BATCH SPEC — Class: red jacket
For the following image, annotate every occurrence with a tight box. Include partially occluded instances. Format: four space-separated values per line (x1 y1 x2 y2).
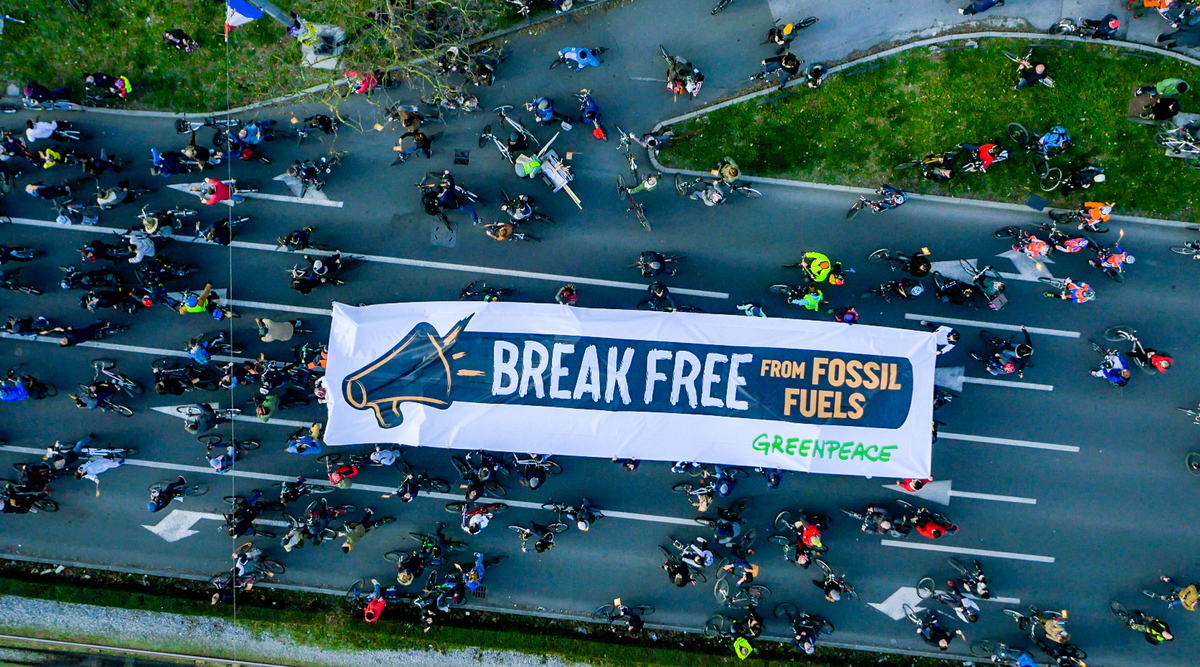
977 144 998 170
203 178 230 206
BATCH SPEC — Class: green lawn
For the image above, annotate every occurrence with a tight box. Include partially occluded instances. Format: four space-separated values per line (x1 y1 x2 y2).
659 39 1200 221
0 0 518 112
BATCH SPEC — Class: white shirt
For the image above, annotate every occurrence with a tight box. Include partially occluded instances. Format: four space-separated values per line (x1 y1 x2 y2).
25 121 57 142
370 448 398 466
79 458 122 482
128 235 155 264
933 326 957 355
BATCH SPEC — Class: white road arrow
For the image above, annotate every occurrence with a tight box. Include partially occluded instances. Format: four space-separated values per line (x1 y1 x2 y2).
882 480 1037 505
151 404 312 429
167 181 343 208
934 366 964 392
869 586 925 620
995 249 1055 282
142 508 290 542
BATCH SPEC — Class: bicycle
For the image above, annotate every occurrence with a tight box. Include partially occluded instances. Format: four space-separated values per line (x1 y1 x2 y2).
44 442 137 461
715 578 771 608
64 0 90 14
867 247 931 273
1048 207 1108 233
176 405 241 421
492 105 540 147
477 124 514 163
508 521 567 551
702 613 738 639
1170 239 1200 257
383 462 451 497
592 602 655 624
1004 605 1066 638
444 501 508 515
774 603 834 641
459 281 513 301
1003 49 1056 88
0 270 42 295
74 383 133 416
614 126 640 181
148 479 207 498
23 98 84 112
485 221 538 242
814 559 858 600
1039 276 1089 300
4 370 56 399
550 46 609 70
385 531 465 566
0 484 58 512
846 187 907 219
175 117 242 136
617 175 650 232
499 191 554 224
671 480 716 511
274 478 333 505
541 501 604 527
420 85 479 113
1154 126 1200 169
970 640 1036 666
1033 637 1087 667
90 359 143 397
512 453 563 475
1006 123 1065 190
637 297 701 313
674 173 761 198
201 435 261 457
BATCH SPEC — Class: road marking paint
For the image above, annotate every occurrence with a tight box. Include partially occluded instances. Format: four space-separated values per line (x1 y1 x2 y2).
938 432 1079 453
4 217 728 299
149 405 312 429
225 300 333 316
961 376 1054 391
948 491 1036 505
0 443 698 527
165 182 344 208
904 314 1080 338
0 332 254 364
880 540 1055 563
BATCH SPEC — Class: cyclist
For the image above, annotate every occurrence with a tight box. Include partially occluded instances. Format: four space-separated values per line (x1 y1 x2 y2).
951 559 991 599
571 498 599 531
812 569 851 602
1124 609 1173 644
84 73 131 98
236 120 274 146
958 142 1006 172
905 508 958 539
791 612 824 655
500 193 538 223
783 284 823 311
638 251 677 278
149 148 189 177
454 552 489 594
1060 166 1105 194
195 178 243 206
435 172 481 225
710 157 740 185
148 476 189 512
680 536 715 569
1157 576 1199 610
942 581 981 622
665 55 704 97
976 326 1033 378
690 180 726 207
917 151 958 182
1048 277 1095 303
326 458 359 490
24 182 71 200
460 504 494 535
915 610 965 651
1011 230 1050 259
663 557 696 587
1077 201 1114 232
24 119 68 143
737 302 767 317
555 284 578 306
396 130 433 160
1014 58 1049 90
363 578 386 622
207 442 238 473
525 97 566 126
732 607 765 639
1091 349 1131 387
1036 126 1071 157
610 600 644 637
858 506 897 535
71 380 117 410
187 332 225 365
292 114 337 135
183 402 220 434
556 47 602 71
934 276 974 306
518 521 557 553
1092 242 1134 273
865 185 907 212
338 507 378 553
804 62 828 88
644 282 676 312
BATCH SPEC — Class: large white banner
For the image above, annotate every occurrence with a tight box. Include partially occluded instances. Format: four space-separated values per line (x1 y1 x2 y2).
324 302 936 478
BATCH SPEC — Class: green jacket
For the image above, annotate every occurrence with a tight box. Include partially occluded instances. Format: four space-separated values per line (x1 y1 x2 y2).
1156 78 1189 97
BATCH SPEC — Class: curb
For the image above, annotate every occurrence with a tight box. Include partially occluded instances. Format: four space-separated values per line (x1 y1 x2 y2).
3 1 618 120
1 551 968 664
650 30 1200 229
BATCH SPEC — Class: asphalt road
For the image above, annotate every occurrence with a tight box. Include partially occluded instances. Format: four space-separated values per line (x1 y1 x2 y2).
0 0 1197 665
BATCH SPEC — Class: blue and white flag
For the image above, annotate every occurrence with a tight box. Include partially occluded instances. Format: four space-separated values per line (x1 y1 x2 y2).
225 0 264 41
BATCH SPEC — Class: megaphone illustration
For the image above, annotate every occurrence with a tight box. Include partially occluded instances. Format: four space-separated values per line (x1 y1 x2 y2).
342 315 473 428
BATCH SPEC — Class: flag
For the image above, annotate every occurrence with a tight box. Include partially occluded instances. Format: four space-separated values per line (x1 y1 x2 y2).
225 0 264 41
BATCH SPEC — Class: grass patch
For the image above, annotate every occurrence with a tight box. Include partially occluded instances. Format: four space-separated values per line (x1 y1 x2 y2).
0 0 521 112
659 39 1200 221
0 561 951 667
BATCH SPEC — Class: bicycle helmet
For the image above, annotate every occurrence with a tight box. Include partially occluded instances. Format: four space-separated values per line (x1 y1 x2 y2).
147 500 157 511
1003 361 1016 373
578 49 590 60
1081 288 1096 300
1093 173 1106 183
1124 255 1136 264
509 131 520 143
829 275 844 286
577 518 590 532
908 284 924 297
537 99 551 111
398 570 414 585
185 295 199 308
828 589 841 601
311 260 326 275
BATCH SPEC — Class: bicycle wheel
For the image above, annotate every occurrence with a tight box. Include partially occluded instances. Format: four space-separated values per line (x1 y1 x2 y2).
768 284 793 295
894 160 922 171
735 186 762 198
616 175 627 201
902 603 920 625
184 484 208 497
714 578 731 604
176 405 203 417
483 480 507 497
971 640 1001 659
1109 600 1129 620
345 578 364 599
237 440 262 451
260 560 285 574
32 498 58 512
1187 452 1200 475
478 125 492 149
1039 166 1063 192
91 359 116 372
1003 608 1030 631
703 614 725 638
1170 246 1200 256
673 173 693 197
894 499 917 516
197 435 224 448
846 200 863 219
1185 155 1200 170
1006 122 1029 147
767 533 791 547
994 226 1023 239
1058 644 1087 660
1103 326 1136 342
868 248 893 263
917 576 936 599
422 477 451 493
1048 210 1075 223
745 584 771 604
450 456 470 477
946 557 969 576
979 331 1005 348
316 453 342 465
591 604 615 622
106 402 134 417
773 510 793 532
814 558 833 578
211 572 234 588
695 517 717 528
773 602 798 620
711 0 734 15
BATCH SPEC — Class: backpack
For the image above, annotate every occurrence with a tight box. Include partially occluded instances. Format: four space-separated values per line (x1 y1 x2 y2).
1040 126 1070 149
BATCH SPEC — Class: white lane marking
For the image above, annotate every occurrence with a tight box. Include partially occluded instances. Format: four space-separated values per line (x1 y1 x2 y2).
4 217 728 299
0 332 254 364
165 182 344 208
143 508 287 542
961 376 1054 391
904 314 1080 338
868 586 927 620
938 432 1079 453
226 300 333 316
0 443 697 527
880 540 1055 563
948 491 1036 505
149 405 312 429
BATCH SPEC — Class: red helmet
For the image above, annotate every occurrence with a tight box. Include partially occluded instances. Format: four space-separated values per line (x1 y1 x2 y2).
1003 361 1016 373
